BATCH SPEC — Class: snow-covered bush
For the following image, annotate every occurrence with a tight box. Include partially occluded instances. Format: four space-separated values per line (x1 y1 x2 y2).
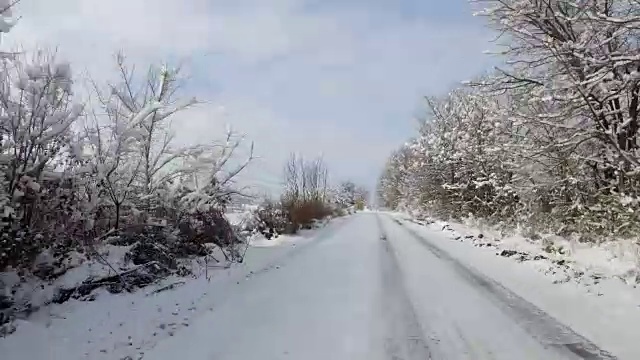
241 197 328 239
235 155 339 239
252 201 292 238
282 197 332 230
0 51 254 273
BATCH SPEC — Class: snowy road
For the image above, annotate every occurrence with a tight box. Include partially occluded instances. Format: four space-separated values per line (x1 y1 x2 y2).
144 213 616 360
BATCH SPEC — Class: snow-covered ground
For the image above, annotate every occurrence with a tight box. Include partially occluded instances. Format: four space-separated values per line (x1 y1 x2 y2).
3 212 639 359
391 212 640 359
402 214 640 290
144 213 637 359
0 217 349 360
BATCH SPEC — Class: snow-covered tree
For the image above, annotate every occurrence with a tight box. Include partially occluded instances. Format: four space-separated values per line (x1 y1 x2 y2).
0 53 82 219
0 50 85 268
334 181 369 210
473 0 640 234
82 54 256 229
106 55 198 211
379 0 640 239
0 0 15 226
83 91 163 229
0 0 16 46
334 181 357 208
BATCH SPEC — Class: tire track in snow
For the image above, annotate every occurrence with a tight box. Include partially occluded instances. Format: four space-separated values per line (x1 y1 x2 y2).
388 216 617 360
375 215 432 360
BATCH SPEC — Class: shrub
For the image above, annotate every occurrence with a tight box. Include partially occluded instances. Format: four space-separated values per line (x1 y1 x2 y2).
176 209 243 262
283 198 333 231
254 201 292 237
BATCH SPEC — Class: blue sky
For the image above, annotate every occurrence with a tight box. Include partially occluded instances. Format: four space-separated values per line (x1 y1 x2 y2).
6 0 496 194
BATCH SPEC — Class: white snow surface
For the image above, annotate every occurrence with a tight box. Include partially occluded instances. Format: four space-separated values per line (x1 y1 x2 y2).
435 215 640 287
392 212 640 359
1 245 133 313
2 213 639 359
400 212 640 296
224 211 248 226
0 218 347 360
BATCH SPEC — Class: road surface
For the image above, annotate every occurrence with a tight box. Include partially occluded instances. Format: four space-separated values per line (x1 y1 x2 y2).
144 213 615 360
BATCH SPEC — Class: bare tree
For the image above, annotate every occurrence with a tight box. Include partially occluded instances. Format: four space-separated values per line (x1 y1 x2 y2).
283 153 329 203
284 153 300 201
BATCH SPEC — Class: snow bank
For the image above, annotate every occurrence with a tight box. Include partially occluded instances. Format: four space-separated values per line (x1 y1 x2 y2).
1 245 135 318
403 214 640 290
248 217 332 248
0 217 344 360
391 213 640 359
